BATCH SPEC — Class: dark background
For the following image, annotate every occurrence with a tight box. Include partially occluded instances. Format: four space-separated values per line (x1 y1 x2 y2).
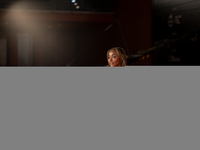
152 0 200 65
2 0 200 66
0 0 152 66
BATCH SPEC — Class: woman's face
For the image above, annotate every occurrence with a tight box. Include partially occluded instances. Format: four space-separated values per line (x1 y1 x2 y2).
107 50 122 67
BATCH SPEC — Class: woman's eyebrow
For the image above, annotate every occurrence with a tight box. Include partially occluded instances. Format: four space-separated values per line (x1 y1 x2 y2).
108 54 117 57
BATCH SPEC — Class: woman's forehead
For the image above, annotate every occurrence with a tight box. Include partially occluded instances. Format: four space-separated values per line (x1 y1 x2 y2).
108 50 117 55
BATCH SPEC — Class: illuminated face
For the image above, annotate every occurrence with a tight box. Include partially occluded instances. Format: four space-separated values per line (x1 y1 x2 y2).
107 50 122 67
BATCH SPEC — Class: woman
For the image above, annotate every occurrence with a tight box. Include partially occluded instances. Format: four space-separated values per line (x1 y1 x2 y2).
107 47 127 67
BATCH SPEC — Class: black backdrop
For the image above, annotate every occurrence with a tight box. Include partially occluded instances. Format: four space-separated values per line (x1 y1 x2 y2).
152 0 200 65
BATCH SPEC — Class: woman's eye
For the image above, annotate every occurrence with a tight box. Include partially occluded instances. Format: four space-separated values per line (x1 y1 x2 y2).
113 56 116 58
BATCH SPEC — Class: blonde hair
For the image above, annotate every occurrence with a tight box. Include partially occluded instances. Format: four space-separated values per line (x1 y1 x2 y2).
107 47 127 66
